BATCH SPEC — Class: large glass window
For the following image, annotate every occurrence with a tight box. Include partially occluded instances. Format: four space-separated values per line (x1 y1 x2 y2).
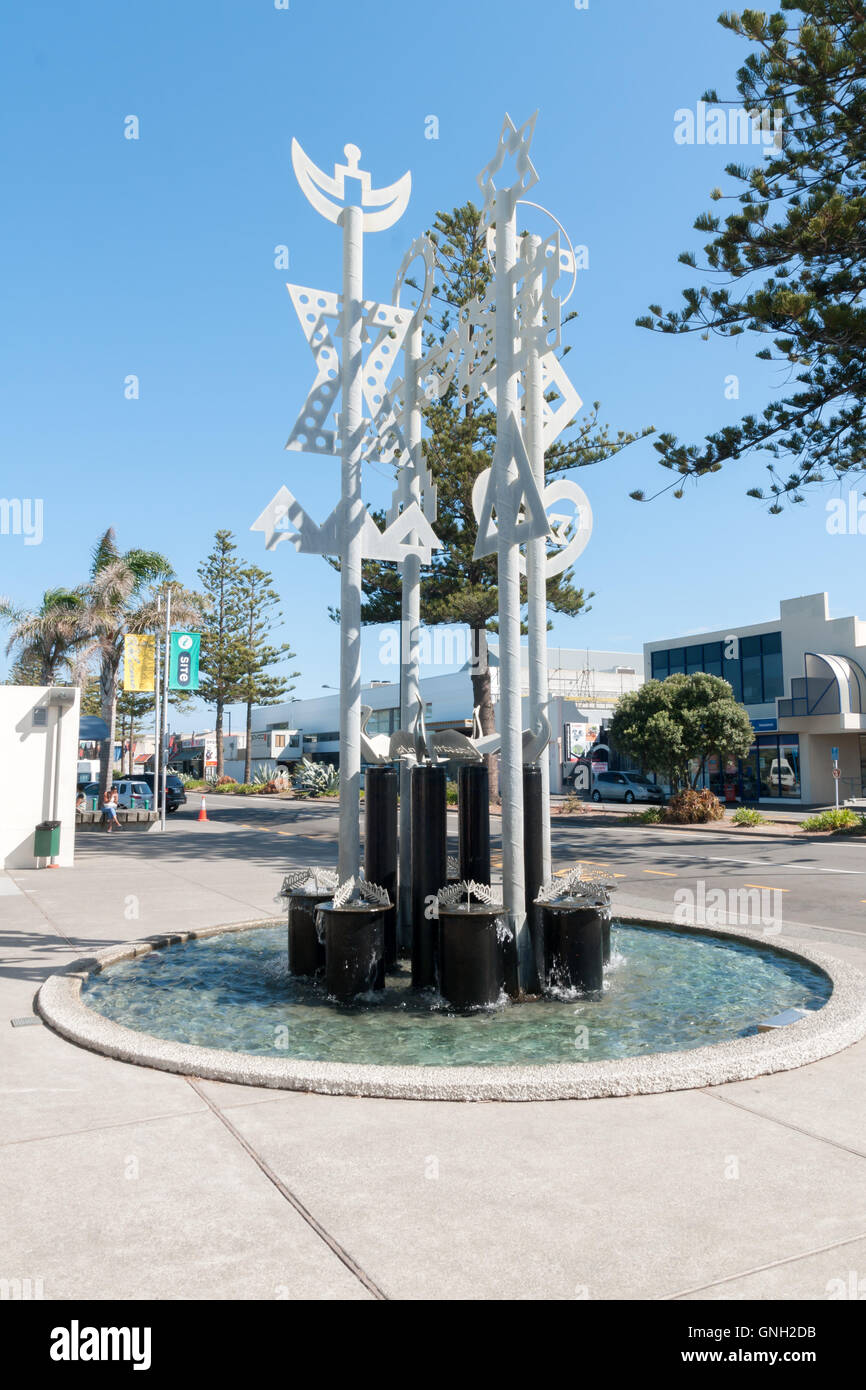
761 631 783 700
668 647 685 675
723 652 742 700
741 635 763 704
651 650 669 680
777 739 801 798
686 644 703 674
703 641 723 677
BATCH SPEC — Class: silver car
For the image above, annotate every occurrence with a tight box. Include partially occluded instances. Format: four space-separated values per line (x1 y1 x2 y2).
591 771 664 805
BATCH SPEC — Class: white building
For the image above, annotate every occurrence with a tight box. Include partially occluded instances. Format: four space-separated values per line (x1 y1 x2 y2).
0 685 80 869
644 592 866 806
248 647 644 793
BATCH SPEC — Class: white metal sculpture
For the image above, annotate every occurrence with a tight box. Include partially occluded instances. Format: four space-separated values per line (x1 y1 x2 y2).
255 117 591 992
252 140 437 883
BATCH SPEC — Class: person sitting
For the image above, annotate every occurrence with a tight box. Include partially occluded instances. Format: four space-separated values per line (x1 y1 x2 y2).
102 788 122 833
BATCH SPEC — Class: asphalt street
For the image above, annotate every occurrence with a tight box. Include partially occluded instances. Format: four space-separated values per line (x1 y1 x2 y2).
80 793 866 948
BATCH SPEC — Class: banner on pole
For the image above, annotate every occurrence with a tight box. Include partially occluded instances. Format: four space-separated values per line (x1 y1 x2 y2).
123 634 156 692
168 632 201 691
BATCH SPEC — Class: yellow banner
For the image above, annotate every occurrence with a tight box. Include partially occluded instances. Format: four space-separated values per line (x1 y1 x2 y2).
123 634 156 692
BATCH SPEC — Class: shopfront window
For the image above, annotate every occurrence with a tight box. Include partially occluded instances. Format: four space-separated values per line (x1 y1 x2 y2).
742 636 763 704
777 739 801 798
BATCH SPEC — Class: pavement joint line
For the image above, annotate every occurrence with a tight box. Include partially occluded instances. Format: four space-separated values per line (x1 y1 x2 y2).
0 1104 211 1149
661 1228 866 1301
185 1077 388 1300
698 1087 866 1162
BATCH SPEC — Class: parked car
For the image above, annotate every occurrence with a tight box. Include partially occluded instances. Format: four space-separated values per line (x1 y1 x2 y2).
591 771 665 805
80 779 155 810
137 773 187 813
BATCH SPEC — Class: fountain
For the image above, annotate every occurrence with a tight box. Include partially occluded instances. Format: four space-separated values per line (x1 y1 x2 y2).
34 116 866 1103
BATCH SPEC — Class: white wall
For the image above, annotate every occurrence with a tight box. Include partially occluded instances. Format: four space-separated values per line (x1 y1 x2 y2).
0 686 80 869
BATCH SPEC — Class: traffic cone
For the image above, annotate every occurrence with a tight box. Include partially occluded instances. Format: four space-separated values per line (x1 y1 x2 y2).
198 796 208 823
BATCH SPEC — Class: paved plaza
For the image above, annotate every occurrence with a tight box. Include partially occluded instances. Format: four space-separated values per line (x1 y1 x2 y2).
2 799 865 1301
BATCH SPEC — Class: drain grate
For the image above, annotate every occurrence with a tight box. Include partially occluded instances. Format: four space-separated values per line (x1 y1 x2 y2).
10 1017 43 1028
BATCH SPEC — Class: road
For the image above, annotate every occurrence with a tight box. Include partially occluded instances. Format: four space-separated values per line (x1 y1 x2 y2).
79 793 866 949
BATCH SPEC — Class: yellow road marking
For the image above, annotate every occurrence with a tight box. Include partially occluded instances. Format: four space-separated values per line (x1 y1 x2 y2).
745 883 789 892
643 869 676 877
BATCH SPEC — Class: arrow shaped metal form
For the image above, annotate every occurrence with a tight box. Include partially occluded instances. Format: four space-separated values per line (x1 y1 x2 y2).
251 487 440 563
472 412 550 560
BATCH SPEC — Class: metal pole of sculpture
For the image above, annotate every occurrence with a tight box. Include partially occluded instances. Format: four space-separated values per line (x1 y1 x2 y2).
338 203 365 883
391 238 436 945
492 182 529 979
523 234 551 887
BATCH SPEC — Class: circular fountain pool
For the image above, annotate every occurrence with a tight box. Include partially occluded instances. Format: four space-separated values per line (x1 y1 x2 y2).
37 917 866 1101
82 920 828 1065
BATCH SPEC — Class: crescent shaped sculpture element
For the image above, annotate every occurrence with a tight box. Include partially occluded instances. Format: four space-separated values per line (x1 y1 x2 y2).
291 139 411 233
471 471 593 578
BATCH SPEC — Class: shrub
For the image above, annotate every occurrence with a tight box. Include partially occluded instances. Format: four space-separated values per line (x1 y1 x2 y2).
292 758 340 799
636 805 662 824
731 806 766 826
446 780 459 806
661 787 724 824
801 807 865 833
216 775 237 786
559 790 585 816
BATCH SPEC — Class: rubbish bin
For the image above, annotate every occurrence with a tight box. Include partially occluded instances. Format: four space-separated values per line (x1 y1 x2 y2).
34 820 61 858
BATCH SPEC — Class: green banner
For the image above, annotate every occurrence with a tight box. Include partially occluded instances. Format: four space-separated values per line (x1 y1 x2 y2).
168 631 201 691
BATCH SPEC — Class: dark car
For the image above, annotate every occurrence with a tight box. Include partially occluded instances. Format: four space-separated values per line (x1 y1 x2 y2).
137 773 187 813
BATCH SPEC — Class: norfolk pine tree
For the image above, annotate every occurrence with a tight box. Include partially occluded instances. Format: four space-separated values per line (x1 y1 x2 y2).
355 203 651 795
233 564 299 784
636 1 866 511
198 530 246 777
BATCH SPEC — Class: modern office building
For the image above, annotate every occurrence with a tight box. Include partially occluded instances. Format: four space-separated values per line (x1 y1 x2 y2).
246 646 644 793
644 592 866 806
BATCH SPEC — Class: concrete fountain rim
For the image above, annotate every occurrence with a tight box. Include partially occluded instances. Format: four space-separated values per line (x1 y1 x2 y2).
36 913 866 1102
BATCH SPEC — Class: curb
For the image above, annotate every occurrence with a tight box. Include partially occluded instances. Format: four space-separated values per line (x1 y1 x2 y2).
35 914 866 1104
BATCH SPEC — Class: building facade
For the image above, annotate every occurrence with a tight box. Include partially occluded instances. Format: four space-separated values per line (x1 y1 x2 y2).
247 647 644 794
644 593 866 806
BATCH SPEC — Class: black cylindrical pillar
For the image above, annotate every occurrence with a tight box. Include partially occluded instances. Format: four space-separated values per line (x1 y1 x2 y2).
320 903 386 1002
287 891 332 977
542 903 605 993
438 905 504 1009
523 765 544 992
458 764 490 884
411 764 447 990
602 911 611 966
364 765 398 969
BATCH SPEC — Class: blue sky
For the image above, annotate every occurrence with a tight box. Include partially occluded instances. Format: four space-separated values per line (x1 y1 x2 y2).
1 0 861 729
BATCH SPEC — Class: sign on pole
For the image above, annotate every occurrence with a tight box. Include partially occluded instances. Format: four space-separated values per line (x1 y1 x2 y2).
122 634 156 692
831 746 839 761
168 632 201 691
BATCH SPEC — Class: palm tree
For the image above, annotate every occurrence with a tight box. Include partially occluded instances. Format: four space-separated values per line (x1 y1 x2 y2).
0 588 88 684
85 529 203 803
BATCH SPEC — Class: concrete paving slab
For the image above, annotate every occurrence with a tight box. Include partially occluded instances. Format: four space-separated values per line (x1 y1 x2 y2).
0 1108 372 1300
0 1025 205 1144
706 1035 866 1157
675 1234 866 1300
221 1088 866 1300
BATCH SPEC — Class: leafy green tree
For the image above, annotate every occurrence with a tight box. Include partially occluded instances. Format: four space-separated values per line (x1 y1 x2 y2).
197 529 246 776
351 203 650 793
609 672 755 790
0 588 88 684
636 1 866 510
233 564 299 783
